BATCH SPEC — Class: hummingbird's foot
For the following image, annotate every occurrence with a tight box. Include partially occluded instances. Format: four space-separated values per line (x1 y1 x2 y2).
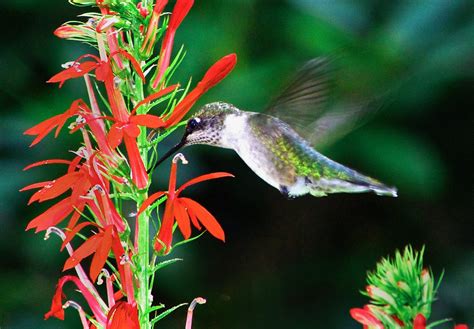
279 185 295 200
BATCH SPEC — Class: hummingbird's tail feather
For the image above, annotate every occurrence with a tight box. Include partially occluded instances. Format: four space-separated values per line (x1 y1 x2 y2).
307 174 398 198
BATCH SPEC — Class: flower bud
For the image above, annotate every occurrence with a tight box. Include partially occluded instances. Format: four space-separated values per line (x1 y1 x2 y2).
366 285 397 309
397 280 411 294
69 0 97 5
420 268 433 316
413 313 426 329
54 24 94 40
137 2 149 18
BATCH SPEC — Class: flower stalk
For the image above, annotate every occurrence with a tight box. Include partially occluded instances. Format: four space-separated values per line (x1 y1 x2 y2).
23 0 236 327
350 246 469 329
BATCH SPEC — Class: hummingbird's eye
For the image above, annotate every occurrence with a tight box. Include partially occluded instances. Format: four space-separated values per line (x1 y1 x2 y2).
188 117 201 130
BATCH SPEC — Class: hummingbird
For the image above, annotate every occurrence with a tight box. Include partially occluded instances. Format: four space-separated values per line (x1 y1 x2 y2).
153 58 397 198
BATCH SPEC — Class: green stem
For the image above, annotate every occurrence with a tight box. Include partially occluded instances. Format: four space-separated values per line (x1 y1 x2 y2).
137 192 151 329
135 74 152 328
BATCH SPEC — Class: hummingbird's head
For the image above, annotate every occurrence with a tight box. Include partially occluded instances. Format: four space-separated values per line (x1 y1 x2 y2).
153 102 239 168
182 102 238 146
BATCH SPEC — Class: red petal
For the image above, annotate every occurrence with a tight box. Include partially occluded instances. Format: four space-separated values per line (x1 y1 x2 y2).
61 222 96 251
168 0 194 31
95 60 113 83
186 204 201 230
23 159 71 171
174 199 191 239
130 114 165 128
454 325 469 329
413 314 426 329
63 234 101 271
26 197 73 233
123 135 148 189
137 191 166 217
199 53 237 93
107 301 140 329
90 226 113 282
68 155 83 173
164 54 237 127
154 201 175 253
20 181 53 192
131 84 179 115
177 172 234 194
349 308 383 328
24 114 63 146
44 275 106 323
151 0 193 89
180 198 225 241
70 173 91 204
47 61 98 86
30 172 83 204
123 123 141 138
108 124 124 149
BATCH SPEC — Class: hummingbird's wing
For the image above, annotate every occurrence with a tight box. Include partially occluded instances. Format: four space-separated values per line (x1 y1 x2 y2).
265 57 380 148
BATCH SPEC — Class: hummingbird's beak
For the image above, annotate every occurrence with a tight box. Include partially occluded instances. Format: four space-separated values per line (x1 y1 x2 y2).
151 132 188 171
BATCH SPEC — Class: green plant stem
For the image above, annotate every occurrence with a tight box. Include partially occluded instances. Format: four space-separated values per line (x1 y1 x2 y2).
137 192 151 329
135 75 151 328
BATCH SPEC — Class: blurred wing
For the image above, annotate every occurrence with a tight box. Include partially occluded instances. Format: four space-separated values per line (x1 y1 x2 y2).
301 101 377 148
265 57 333 133
265 57 382 148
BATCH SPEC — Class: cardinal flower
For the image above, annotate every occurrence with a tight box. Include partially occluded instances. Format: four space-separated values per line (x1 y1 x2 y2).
107 301 139 329
138 154 233 254
63 225 116 283
140 0 168 56
163 53 237 127
151 0 193 89
45 275 107 325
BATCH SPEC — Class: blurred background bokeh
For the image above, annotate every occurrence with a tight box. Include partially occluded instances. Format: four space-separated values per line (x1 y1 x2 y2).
0 0 473 328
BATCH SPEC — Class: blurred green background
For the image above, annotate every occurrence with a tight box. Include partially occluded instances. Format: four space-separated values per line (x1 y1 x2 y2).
1 0 473 328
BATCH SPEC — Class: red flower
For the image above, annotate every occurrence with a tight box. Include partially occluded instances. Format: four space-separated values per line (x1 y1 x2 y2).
24 99 83 146
152 0 193 89
454 325 469 329
140 0 168 56
413 313 426 329
45 275 107 325
48 52 144 122
107 301 139 329
48 55 100 87
25 99 113 157
107 114 162 190
23 153 125 233
350 307 384 329
63 225 115 282
54 24 92 39
138 154 233 254
104 85 179 189
47 52 153 189
163 53 237 127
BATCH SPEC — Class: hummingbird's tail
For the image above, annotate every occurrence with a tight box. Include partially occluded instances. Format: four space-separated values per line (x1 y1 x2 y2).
309 177 398 197
307 164 398 197
354 180 398 197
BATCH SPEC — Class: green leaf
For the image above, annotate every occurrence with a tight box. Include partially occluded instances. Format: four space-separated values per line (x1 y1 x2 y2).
153 258 183 273
150 303 187 326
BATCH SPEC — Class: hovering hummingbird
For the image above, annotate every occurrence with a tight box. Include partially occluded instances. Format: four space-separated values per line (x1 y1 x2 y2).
153 58 397 198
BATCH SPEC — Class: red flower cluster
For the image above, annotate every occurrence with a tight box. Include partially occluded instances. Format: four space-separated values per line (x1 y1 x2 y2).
23 0 236 327
350 308 469 329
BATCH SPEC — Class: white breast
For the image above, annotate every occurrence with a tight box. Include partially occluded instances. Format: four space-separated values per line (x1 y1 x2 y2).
221 114 282 190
